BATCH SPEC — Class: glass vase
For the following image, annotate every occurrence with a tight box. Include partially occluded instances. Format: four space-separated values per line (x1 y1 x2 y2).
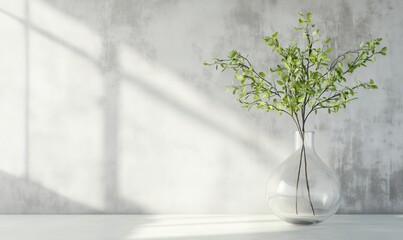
266 131 341 224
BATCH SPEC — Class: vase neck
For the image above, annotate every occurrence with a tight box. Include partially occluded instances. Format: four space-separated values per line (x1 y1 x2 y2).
294 131 315 150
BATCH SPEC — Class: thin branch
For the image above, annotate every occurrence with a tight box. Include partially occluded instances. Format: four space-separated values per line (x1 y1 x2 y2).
303 144 315 215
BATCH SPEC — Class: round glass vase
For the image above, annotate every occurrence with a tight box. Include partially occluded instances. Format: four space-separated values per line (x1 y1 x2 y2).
266 131 341 224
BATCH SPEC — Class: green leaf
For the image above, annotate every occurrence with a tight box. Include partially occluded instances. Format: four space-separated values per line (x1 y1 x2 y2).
369 79 374 84
323 80 330 88
277 80 284 86
380 47 387 55
272 32 278 39
259 72 266 78
277 103 285 110
228 50 237 58
306 12 312 22
235 75 244 81
325 38 331 44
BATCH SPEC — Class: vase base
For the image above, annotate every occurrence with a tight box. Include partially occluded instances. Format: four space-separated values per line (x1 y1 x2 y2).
273 208 336 225
283 218 322 225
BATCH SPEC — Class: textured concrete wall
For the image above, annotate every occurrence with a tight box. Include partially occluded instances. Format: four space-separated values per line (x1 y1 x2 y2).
0 0 401 213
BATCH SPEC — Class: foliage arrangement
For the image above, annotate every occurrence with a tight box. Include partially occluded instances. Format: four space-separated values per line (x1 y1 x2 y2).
205 12 387 215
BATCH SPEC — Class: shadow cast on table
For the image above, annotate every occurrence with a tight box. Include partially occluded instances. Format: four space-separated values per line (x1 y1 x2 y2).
137 219 280 228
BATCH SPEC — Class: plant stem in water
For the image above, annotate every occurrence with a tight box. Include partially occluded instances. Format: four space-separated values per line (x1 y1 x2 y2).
303 145 316 215
295 144 304 215
295 134 316 215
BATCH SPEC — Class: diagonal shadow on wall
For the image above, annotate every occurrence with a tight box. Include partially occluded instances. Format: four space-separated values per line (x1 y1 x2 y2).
0 0 288 214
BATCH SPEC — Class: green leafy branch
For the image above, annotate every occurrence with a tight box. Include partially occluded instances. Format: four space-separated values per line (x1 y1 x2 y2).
205 12 387 134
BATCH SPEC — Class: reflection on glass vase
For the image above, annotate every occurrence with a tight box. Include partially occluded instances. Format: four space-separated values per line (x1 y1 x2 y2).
266 131 341 224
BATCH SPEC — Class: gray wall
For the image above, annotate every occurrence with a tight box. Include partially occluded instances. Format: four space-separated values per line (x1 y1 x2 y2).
0 0 402 213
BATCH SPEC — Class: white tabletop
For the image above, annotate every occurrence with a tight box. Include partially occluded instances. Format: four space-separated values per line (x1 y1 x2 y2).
0 214 402 240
